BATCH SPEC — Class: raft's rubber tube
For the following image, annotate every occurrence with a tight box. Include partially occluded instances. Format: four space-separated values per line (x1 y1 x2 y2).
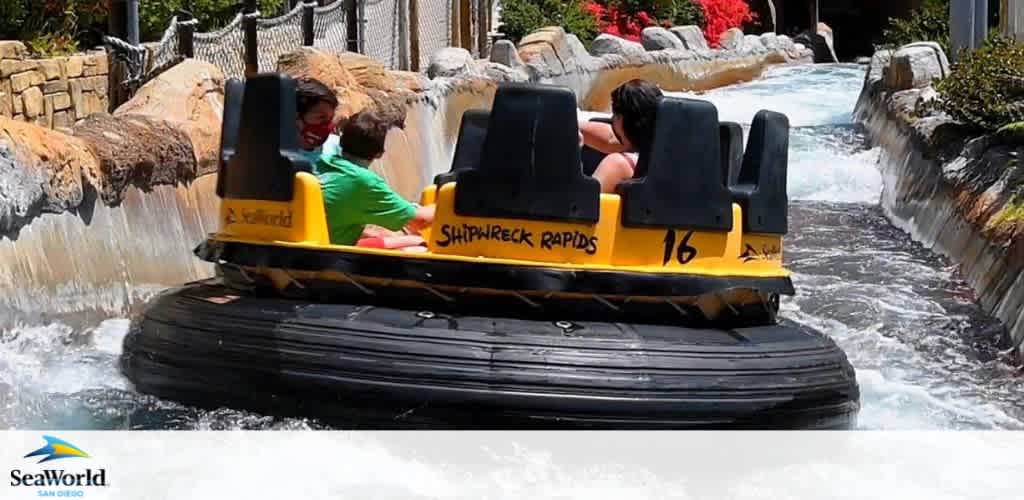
122 282 860 429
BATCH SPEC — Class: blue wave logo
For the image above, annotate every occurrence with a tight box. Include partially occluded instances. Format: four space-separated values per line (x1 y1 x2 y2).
24 436 90 463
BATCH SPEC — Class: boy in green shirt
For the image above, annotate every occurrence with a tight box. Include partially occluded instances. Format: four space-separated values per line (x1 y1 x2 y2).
315 111 434 246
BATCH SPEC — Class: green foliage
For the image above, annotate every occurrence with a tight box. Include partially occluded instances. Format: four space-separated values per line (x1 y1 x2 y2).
879 0 950 54
140 0 287 41
498 0 599 46
936 34 1024 131
0 0 110 56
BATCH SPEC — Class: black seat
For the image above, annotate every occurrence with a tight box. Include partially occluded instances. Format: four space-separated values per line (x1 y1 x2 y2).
217 73 312 202
719 122 744 187
215 78 244 198
434 109 489 186
617 97 733 230
455 84 600 223
730 110 789 235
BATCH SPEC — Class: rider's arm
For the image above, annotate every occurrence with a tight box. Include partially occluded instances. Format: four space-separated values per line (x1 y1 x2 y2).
579 119 627 155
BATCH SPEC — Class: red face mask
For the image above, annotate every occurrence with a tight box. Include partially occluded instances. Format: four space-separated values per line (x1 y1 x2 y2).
301 121 334 148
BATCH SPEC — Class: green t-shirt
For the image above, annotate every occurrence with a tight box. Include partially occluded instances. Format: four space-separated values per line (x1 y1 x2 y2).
315 155 417 245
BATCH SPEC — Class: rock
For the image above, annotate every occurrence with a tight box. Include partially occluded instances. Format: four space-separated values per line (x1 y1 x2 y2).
759 32 780 50
43 80 68 94
38 60 63 81
389 70 427 92
0 118 100 226
52 111 72 130
21 88 43 119
914 86 941 116
278 47 359 90
742 35 765 53
336 52 396 92
10 70 43 93
564 34 593 65
518 27 576 75
0 60 36 78
817 22 838 62
671 26 709 51
776 35 796 52
427 47 475 79
995 121 1024 145
482 61 529 83
0 41 26 60
72 114 194 204
490 39 523 68
641 26 685 51
591 33 647 58
51 92 72 111
884 43 950 91
114 59 225 175
65 57 84 78
867 50 893 83
719 28 744 50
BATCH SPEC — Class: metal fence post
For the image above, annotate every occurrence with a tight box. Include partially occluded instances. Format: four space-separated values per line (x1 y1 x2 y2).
347 0 360 52
476 0 488 58
244 0 259 77
178 12 196 58
409 0 420 72
451 0 460 49
302 2 316 46
398 0 409 70
460 0 472 52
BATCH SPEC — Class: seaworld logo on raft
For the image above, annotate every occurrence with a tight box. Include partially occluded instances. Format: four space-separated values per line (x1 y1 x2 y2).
225 208 293 228
9 436 108 497
435 223 598 255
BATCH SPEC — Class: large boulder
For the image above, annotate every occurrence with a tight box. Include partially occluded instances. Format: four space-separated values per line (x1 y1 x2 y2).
0 118 99 233
518 27 577 75
336 52 397 92
818 22 839 62
388 70 428 93
884 42 950 91
591 33 647 58
671 26 709 51
114 59 225 173
641 26 685 51
277 48 374 122
277 47 359 91
427 47 475 79
490 39 524 68
72 114 195 205
719 28 745 50
742 34 766 54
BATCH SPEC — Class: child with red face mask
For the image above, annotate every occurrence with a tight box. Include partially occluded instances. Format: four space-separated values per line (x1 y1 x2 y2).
295 78 341 165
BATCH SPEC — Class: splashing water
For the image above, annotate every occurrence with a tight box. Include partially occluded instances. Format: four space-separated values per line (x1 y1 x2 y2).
2 64 1022 430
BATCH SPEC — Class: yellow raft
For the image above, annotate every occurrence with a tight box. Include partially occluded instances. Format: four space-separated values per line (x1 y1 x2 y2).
198 75 793 327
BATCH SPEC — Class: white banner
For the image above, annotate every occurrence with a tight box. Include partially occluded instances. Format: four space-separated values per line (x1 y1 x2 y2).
1 431 1021 499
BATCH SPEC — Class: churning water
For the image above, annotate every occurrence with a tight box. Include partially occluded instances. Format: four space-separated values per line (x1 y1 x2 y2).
2 64 1022 430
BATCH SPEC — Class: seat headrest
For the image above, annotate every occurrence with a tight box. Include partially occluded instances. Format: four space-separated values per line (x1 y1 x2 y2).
434 109 489 186
455 84 600 223
618 97 733 230
218 73 311 201
732 110 789 234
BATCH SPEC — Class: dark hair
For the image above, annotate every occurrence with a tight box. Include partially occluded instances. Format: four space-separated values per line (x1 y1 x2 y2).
611 79 663 155
295 78 338 117
340 111 390 160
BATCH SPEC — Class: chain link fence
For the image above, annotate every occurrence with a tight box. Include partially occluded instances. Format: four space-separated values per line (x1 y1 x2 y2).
137 0 494 84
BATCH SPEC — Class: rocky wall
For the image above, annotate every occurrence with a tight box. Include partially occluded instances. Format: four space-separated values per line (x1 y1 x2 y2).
0 42 110 131
855 44 1024 352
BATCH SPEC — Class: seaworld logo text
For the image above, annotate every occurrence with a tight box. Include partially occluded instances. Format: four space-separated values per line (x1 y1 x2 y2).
9 436 108 497
225 208 293 228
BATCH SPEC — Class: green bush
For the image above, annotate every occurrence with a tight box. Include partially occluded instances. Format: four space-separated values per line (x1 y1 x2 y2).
140 0 287 41
879 0 950 54
498 0 600 47
0 0 109 56
936 35 1024 131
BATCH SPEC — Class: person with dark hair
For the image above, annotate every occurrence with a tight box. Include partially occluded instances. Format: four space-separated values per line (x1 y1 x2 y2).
316 110 434 248
295 78 341 163
579 79 663 193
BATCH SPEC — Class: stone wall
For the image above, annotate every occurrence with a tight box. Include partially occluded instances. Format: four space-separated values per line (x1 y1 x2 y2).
855 44 1024 354
0 41 110 132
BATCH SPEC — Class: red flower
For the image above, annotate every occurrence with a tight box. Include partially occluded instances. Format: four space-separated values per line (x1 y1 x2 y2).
696 0 755 48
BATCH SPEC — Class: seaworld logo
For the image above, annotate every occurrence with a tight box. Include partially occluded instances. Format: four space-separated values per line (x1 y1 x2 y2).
225 208 293 228
23 436 89 464
10 436 108 495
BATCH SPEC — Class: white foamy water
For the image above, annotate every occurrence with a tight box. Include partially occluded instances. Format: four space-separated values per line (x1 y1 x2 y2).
1 64 1022 430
